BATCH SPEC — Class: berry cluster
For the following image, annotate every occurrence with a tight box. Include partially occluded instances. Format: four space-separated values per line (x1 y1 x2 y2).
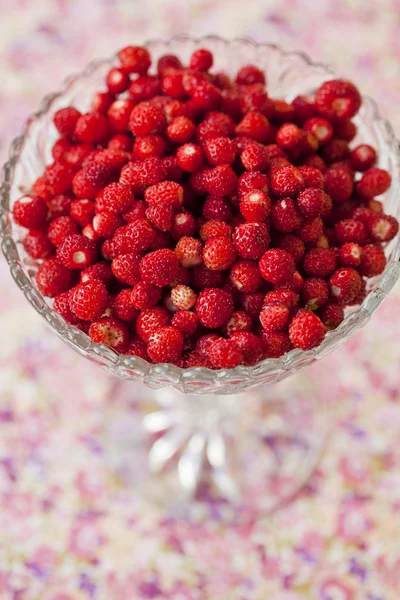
13 45 398 368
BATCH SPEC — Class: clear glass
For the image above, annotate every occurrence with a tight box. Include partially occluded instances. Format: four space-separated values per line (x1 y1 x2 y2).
1 36 400 516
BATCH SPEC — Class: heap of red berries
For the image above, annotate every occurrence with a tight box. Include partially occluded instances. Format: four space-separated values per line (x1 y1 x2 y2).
13 45 398 368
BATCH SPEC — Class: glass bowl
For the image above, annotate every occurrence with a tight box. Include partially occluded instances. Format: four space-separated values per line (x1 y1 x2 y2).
1 36 399 517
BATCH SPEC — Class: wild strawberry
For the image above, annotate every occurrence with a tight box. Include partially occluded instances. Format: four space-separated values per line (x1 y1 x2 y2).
338 242 362 268
259 248 295 285
196 116 234 146
238 293 263 320
95 182 134 215
69 280 109 320
89 317 130 351
196 287 234 328
231 331 263 365
46 195 72 219
93 212 122 238
315 79 361 120
81 261 112 286
273 99 295 123
171 311 199 336
53 106 81 139
57 234 98 269
199 219 232 242
132 135 166 161
303 117 333 145
129 281 161 310
230 259 262 293
241 142 269 172
108 134 132 153
208 338 242 369
236 112 271 144
125 336 150 360
171 212 196 240
136 306 171 341
233 222 270 260
263 289 299 309
111 253 142 286
301 277 329 310
191 264 224 291
112 289 138 322
162 156 183 182
277 234 305 263
139 248 179 287
13 196 48 229
129 74 161 101
166 116 195 144
162 71 186 100
123 201 148 224
292 94 317 124
23 230 54 259
189 48 213 71
105 66 129 94
299 217 324 245
301 155 327 173
47 216 78 247
276 123 303 150
236 64 265 85
335 219 368 245
146 203 174 232
324 168 353 204
119 45 150 74
73 111 109 144
240 84 274 116
72 163 111 199
144 181 184 211
129 102 167 137
297 188 326 219
289 309 326 350
260 302 290 332
202 195 232 222
214 72 232 90
120 158 167 195
68 199 93 228
170 285 197 311
261 330 291 358
238 171 269 196
271 198 303 233
350 144 376 171
157 54 182 76
297 166 324 189
270 166 304 197
278 270 304 293
329 268 363 304
92 91 114 114
203 236 236 270
303 247 337 277
223 311 252 337
322 139 350 164
54 290 85 326
359 244 386 277
369 214 399 242
334 119 357 142
147 326 184 363
113 220 155 254
317 303 345 330
190 81 222 111
176 143 204 173
175 236 203 268
203 137 236 166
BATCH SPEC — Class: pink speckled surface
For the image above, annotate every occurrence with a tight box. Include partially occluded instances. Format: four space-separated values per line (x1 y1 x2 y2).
1 1 400 598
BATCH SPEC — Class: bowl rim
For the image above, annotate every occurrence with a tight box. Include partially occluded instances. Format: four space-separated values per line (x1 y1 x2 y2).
1 34 400 390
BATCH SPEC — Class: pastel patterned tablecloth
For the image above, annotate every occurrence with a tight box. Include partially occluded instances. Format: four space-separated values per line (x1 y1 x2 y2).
2 1 400 598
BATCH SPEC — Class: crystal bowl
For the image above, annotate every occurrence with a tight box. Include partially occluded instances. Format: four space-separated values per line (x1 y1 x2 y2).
1 36 399 516
1 35 400 395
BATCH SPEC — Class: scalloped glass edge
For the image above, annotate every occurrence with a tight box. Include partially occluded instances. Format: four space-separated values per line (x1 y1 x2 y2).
1 35 400 394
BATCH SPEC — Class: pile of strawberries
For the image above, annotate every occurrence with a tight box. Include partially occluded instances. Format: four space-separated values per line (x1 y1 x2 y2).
12 45 398 368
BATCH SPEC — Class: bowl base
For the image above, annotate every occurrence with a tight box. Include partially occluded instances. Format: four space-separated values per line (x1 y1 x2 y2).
102 373 328 522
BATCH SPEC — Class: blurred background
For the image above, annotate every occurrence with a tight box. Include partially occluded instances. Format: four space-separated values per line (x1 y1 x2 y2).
1 1 400 598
